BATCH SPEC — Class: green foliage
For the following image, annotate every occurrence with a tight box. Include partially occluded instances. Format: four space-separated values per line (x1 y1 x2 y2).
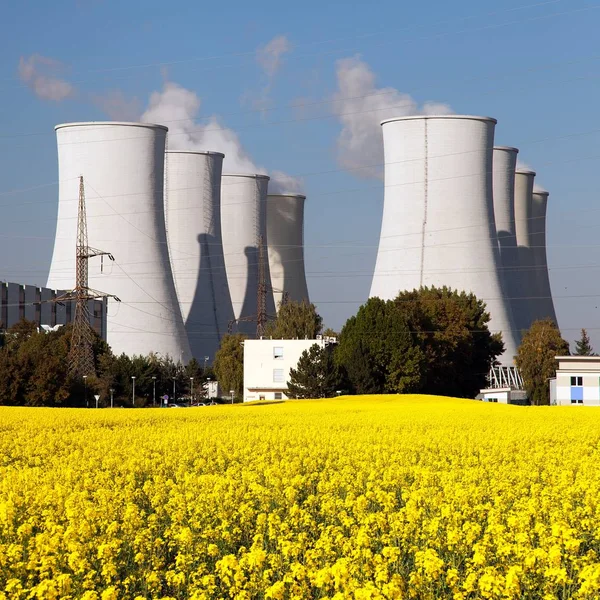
337 287 503 399
287 344 345 399
265 300 323 339
574 328 596 356
213 334 246 399
0 320 210 407
394 287 504 398
336 298 423 394
516 319 570 405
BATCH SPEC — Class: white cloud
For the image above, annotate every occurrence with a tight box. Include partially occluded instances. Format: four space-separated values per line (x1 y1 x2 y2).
18 54 75 102
332 56 453 179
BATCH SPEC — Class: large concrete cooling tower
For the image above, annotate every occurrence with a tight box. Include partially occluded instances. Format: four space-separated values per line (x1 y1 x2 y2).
369 115 518 365
266 193 310 310
221 174 275 335
47 122 191 362
531 189 557 324
514 169 537 332
165 151 233 362
492 146 522 347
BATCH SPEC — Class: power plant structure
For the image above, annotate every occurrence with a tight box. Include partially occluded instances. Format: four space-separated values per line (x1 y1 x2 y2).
492 146 521 348
266 193 310 310
164 150 233 362
38 110 557 379
47 122 191 362
513 168 537 335
220 173 275 335
531 189 557 324
370 115 519 365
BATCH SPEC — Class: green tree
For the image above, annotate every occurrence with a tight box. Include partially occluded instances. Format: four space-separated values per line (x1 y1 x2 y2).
213 334 246 399
394 286 504 398
336 297 424 394
516 318 569 405
287 343 345 399
574 328 595 356
265 300 323 339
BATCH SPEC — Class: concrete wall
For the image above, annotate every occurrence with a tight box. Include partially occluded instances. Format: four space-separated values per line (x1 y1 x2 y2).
48 122 190 361
165 151 233 362
370 115 518 365
514 169 537 333
266 194 310 310
221 174 274 335
531 190 557 324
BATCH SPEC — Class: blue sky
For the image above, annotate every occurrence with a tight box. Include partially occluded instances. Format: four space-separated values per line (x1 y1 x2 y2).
1 0 600 348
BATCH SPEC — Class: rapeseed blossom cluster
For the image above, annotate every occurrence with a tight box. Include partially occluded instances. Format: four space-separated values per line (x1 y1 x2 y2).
0 395 600 598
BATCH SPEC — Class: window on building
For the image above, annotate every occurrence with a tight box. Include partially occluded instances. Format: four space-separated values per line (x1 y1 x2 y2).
274 392 283 400
273 369 284 383
570 376 583 404
273 346 284 360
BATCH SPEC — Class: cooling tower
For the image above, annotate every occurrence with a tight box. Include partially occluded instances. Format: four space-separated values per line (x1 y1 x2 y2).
47 122 191 362
165 151 233 362
492 146 522 347
221 174 274 335
370 115 518 365
531 189 557 325
266 194 310 310
514 169 537 332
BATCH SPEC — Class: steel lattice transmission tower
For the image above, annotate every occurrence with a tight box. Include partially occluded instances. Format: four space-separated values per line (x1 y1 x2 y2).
228 235 287 336
53 176 120 378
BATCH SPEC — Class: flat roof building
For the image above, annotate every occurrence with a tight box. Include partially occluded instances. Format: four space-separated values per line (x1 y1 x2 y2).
0 281 106 340
243 337 336 402
550 356 600 406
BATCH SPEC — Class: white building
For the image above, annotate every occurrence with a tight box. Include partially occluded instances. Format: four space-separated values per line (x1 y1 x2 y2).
478 387 528 404
551 356 600 405
243 337 334 402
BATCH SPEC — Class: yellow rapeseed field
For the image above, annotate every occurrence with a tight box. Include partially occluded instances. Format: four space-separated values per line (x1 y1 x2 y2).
1 395 600 599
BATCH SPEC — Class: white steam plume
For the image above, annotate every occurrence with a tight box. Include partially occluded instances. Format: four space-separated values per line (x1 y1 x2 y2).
142 81 303 193
268 171 305 195
243 35 292 114
517 160 547 193
332 56 453 179
18 54 75 102
257 35 291 78
92 90 141 121
517 159 535 171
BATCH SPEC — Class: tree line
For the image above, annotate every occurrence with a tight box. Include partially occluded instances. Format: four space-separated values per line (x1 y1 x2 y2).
0 320 213 407
215 288 591 406
1 286 592 406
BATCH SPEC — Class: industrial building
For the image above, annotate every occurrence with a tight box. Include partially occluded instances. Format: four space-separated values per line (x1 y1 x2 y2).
266 193 310 309
47 122 191 362
0 281 106 339
492 146 522 348
243 337 335 402
550 356 600 405
531 190 557 324
220 173 275 335
164 150 233 361
38 111 557 377
513 168 537 334
369 115 519 365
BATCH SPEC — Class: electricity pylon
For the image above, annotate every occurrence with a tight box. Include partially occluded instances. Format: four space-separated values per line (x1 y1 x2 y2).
52 176 120 378
228 235 287 336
